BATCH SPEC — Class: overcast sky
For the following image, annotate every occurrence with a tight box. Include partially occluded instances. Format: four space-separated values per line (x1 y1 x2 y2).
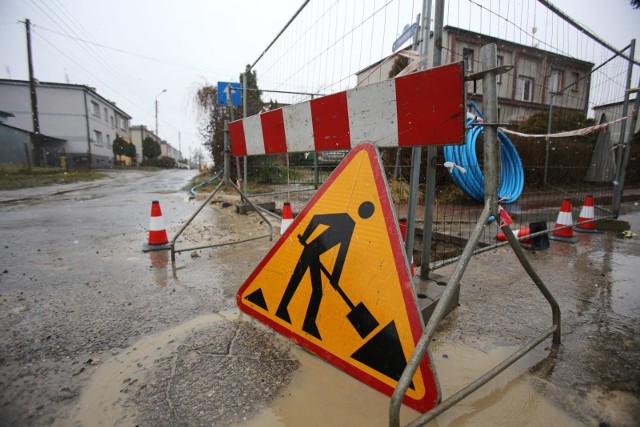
1 0 638 160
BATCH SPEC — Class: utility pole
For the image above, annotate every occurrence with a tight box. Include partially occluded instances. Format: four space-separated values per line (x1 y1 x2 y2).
24 19 42 166
155 89 167 136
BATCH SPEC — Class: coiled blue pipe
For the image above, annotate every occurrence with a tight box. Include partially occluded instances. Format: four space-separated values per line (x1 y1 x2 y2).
443 106 524 204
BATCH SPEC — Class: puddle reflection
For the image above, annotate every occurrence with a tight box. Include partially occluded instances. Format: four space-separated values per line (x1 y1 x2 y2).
148 250 169 287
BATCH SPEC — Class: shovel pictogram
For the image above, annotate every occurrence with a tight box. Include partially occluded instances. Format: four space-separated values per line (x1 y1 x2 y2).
302 236 379 339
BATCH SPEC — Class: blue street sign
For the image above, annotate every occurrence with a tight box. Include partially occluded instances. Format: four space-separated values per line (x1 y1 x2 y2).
392 23 419 52
217 82 242 106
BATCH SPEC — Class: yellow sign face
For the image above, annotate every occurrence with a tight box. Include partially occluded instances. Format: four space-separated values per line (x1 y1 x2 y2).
237 143 439 412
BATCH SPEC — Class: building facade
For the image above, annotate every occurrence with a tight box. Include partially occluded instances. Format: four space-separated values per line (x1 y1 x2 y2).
356 26 594 124
0 79 131 168
129 125 182 165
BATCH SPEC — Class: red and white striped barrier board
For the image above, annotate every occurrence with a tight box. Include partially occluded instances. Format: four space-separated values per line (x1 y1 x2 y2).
229 62 465 156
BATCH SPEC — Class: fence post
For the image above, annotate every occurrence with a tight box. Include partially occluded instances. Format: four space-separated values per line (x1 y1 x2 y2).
481 44 500 211
612 39 637 216
403 12 423 264
543 93 555 185
243 71 249 194
419 0 440 279
390 41 561 427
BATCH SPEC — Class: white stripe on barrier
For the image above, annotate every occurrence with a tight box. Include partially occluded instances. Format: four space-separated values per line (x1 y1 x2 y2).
243 114 266 156
284 101 314 153
347 79 397 146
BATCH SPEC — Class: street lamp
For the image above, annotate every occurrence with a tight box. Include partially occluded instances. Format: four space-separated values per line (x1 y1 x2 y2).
155 89 167 136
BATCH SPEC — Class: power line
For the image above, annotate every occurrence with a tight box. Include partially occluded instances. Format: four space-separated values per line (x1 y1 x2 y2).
28 1 145 101
33 24 235 77
32 31 151 117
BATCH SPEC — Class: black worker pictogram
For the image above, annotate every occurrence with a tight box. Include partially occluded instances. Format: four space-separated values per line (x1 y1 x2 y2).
275 201 378 340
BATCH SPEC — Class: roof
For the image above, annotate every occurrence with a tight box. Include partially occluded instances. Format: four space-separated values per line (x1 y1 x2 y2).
0 79 132 119
445 26 594 70
0 122 67 144
355 26 595 77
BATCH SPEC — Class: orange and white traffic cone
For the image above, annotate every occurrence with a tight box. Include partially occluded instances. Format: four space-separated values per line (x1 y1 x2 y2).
549 199 579 243
143 200 171 251
280 202 293 234
398 218 415 277
575 195 601 233
496 227 532 244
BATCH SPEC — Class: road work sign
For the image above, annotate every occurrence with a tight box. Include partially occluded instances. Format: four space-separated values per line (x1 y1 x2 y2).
237 143 440 412
229 62 464 156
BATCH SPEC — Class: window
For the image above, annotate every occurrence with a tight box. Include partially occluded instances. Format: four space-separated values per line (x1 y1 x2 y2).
104 107 108 121
110 116 115 128
497 55 504 83
516 76 534 102
93 130 103 145
107 134 111 148
463 48 474 72
91 101 100 118
571 72 580 92
549 69 563 93
120 117 127 130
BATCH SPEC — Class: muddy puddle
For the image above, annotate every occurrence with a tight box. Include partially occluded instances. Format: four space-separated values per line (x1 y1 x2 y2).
66 310 581 427
62 313 234 426
235 342 580 427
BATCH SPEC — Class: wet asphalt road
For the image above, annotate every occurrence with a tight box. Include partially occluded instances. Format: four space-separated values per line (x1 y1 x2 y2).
1 169 639 426
0 169 280 426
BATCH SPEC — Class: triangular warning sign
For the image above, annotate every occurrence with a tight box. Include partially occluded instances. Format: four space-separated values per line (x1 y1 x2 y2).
236 143 440 412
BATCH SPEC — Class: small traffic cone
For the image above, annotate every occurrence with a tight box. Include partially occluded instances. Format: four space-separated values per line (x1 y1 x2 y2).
280 202 293 234
575 195 601 233
398 218 415 277
549 199 579 243
143 200 171 252
496 227 532 244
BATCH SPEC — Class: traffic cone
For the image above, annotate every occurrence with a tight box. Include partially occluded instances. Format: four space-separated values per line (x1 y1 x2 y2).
143 200 171 252
398 218 415 277
496 227 532 244
280 202 293 234
575 195 601 233
549 199 579 243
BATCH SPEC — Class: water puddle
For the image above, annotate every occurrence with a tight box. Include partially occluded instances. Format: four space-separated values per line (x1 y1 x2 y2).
66 311 581 427
235 341 581 427
63 312 235 426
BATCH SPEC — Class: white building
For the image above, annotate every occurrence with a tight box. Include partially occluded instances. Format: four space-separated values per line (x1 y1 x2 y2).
0 79 131 168
130 124 182 165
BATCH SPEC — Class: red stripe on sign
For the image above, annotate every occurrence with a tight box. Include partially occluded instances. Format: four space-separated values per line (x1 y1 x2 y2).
395 63 464 146
260 109 287 154
310 91 351 151
229 120 247 156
